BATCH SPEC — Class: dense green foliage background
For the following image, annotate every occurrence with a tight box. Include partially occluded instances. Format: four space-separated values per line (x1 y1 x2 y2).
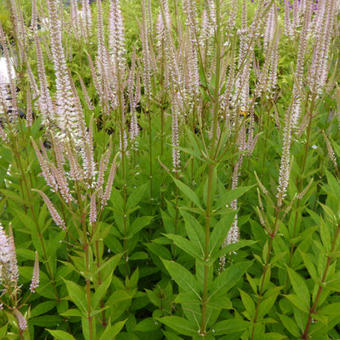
0 0 339 339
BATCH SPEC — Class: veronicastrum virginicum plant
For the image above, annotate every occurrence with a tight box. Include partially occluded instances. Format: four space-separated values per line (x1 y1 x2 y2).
154 0 270 337
0 0 339 339
0 224 39 339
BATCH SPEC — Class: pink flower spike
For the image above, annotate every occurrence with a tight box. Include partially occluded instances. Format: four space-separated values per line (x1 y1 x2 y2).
8 225 19 285
90 192 97 225
101 154 119 209
32 189 66 230
30 251 40 293
14 309 27 332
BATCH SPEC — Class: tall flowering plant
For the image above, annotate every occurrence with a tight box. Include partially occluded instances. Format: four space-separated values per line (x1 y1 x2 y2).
0 0 338 338
0 225 39 338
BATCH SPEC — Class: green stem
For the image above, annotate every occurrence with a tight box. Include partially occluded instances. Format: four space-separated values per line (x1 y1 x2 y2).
147 105 153 205
160 39 166 209
286 94 316 285
115 56 130 276
251 208 281 340
84 239 94 340
261 100 274 175
121 126 129 276
200 0 221 335
93 220 106 327
76 185 93 340
301 223 340 340
200 163 215 336
173 178 180 259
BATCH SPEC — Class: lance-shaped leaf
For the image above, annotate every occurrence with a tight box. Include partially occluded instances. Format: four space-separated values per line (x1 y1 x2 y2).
180 209 205 255
162 260 200 298
157 316 197 337
214 319 250 335
217 240 257 259
47 330 76 340
209 210 236 258
209 261 252 300
99 320 126 340
165 234 203 259
216 185 254 210
287 267 310 312
172 177 203 210
63 279 88 315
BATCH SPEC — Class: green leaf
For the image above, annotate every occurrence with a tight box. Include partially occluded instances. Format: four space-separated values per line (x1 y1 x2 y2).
216 186 254 210
165 234 203 259
92 269 113 309
217 240 257 258
81 315 90 340
262 240 269 263
175 291 201 305
287 268 310 312
285 294 309 314
207 293 232 310
319 303 340 316
91 222 112 243
326 170 340 196
128 216 153 237
318 214 332 251
135 318 160 332
246 273 258 294
161 209 175 234
162 330 183 340
107 289 133 320
263 333 286 340
299 250 317 282
257 288 280 320
214 319 249 335
46 330 76 340
240 289 255 319
47 231 64 276
146 241 172 260
11 207 36 233
60 309 82 317
209 211 237 257
210 261 251 300
127 183 147 210
172 177 203 210
158 316 197 336
331 138 340 158
176 145 204 161
99 320 126 340
0 189 30 205
146 289 160 308
0 324 7 337
129 251 148 260
183 126 205 160
307 209 322 226
324 278 340 292
110 189 124 212
162 260 200 298
278 314 300 337
320 203 337 227
63 279 87 314
30 315 63 327
19 266 55 299
95 254 121 280
30 301 56 318
15 249 35 261
180 210 205 255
